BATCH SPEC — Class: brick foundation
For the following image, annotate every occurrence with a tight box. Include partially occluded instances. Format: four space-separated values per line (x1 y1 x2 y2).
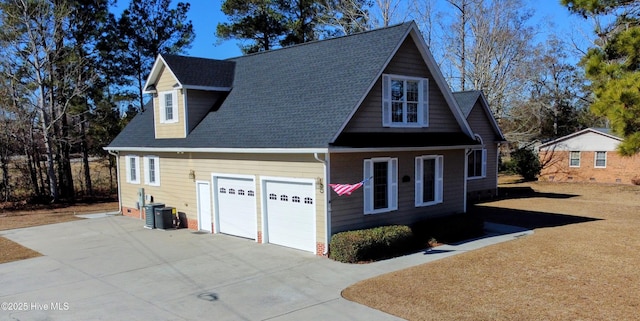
122 206 141 219
257 231 263 243
540 151 640 184
316 242 327 257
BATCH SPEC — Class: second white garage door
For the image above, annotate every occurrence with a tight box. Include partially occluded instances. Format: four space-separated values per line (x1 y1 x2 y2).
264 179 315 253
215 176 256 240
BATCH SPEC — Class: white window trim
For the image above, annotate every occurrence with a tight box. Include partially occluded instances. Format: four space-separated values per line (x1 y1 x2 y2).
467 149 487 180
143 155 160 186
569 151 580 168
415 155 444 207
125 155 140 184
363 157 398 215
159 90 179 124
382 74 429 128
594 151 607 168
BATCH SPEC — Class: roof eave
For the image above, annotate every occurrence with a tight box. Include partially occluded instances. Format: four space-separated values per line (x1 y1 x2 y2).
103 146 329 154
143 54 183 94
538 128 622 149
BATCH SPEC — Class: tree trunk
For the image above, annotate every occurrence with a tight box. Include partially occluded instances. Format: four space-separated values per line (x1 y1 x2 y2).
59 112 74 199
80 113 93 196
0 151 9 202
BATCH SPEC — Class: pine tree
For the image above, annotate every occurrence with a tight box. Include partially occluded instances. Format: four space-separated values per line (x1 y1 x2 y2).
563 0 640 155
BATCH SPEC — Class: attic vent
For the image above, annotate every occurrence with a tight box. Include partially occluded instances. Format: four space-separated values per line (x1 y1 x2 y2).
248 190 255 196
280 195 288 202
304 197 313 204
229 189 235 194
219 188 226 193
269 193 277 200
292 196 301 203
238 189 245 195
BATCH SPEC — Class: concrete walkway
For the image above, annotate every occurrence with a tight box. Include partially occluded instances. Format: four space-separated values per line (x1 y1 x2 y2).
0 216 532 321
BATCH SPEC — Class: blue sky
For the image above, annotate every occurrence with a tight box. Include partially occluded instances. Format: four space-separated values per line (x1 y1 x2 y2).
115 0 594 61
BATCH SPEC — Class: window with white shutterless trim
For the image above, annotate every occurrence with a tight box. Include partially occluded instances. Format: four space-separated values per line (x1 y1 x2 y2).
125 155 140 184
159 90 178 123
569 151 580 167
415 155 443 207
363 157 398 214
382 74 429 127
467 149 486 179
594 151 606 168
143 156 160 186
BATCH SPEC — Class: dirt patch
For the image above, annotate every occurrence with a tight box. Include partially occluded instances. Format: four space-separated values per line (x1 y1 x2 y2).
342 180 640 321
0 201 118 231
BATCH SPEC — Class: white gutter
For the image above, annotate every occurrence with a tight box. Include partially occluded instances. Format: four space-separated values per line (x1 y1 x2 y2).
328 144 482 153
464 148 469 213
314 152 330 256
104 147 329 154
107 150 122 215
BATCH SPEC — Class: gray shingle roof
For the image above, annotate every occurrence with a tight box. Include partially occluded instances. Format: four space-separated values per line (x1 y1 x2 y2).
162 54 235 88
109 22 439 149
452 90 481 117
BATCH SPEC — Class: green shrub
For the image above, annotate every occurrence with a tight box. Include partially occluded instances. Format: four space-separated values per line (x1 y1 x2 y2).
510 147 541 181
329 225 414 263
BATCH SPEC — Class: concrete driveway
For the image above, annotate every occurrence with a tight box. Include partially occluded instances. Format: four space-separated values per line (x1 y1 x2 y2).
0 216 531 320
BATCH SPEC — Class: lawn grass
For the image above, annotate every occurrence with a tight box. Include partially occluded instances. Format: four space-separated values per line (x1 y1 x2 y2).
0 237 41 264
342 179 640 320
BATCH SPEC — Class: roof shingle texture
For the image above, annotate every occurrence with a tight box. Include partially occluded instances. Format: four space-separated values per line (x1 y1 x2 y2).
109 23 428 149
452 90 481 117
162 54 235 88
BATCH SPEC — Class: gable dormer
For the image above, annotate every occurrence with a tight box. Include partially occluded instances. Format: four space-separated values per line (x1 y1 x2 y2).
144 54 235 139
339 25 474 138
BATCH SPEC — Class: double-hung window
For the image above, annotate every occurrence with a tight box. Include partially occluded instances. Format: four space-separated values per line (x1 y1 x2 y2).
467 149 487 179
144 156 160 186
125 155 140 184
415 155 443 206
160 90 178 123
382 74 429 127
569 151 580 167
595 151 606 168
363 158 398 214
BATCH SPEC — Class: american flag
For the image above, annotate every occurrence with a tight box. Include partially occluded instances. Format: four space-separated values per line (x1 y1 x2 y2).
329 177 372 196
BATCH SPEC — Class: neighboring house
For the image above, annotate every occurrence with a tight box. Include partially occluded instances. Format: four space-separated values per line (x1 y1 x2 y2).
106 22 502 256
453 91 506 201
539 128 640 184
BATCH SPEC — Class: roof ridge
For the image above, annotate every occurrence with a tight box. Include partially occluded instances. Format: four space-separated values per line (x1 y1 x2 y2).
227 21 414 61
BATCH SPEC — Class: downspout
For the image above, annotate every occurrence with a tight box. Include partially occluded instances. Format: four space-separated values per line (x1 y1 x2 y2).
314 152 330 255
464 148 470 213
107 150 123 215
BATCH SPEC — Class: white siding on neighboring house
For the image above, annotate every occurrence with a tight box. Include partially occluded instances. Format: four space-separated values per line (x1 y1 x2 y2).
540 131 620 152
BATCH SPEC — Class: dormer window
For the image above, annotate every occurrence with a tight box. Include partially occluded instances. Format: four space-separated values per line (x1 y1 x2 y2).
160 90 178 123
382 74 429 127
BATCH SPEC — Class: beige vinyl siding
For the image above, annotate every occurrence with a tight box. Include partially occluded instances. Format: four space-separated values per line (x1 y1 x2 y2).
119 152 326 243
344 37 460 133
153 66 186 138
466 102 499 194
186 90 222 134
329 149 465 234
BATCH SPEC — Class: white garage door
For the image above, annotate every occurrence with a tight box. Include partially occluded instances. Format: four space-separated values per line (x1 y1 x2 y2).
215 176 256 240
265 180 315 253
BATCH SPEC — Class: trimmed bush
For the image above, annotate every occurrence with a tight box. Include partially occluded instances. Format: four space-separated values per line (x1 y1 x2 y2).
329 225 414 263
